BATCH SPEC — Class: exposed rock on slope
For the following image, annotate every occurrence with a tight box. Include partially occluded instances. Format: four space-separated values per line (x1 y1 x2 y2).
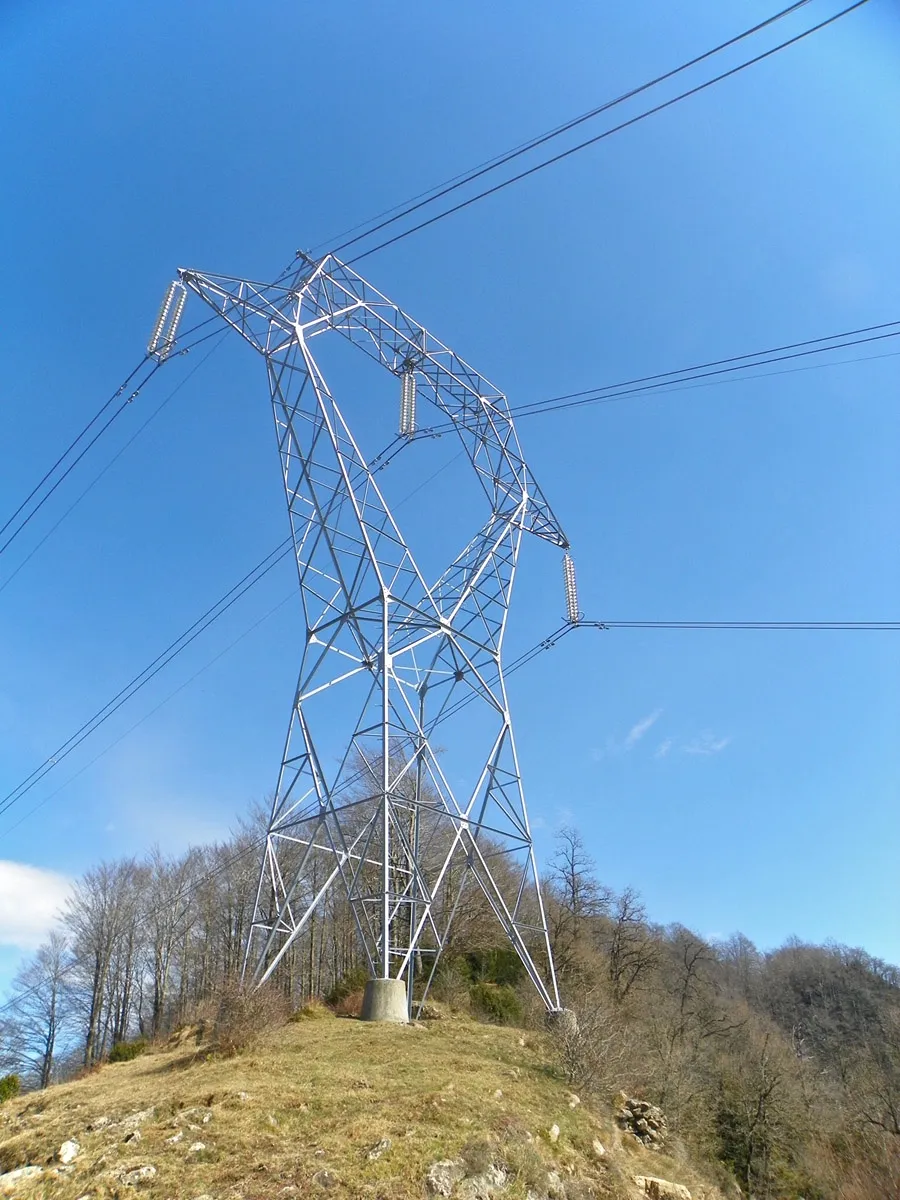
0 1012 722 1199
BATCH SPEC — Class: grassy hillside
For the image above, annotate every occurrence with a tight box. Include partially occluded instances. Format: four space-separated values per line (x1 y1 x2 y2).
0 1009 725 1200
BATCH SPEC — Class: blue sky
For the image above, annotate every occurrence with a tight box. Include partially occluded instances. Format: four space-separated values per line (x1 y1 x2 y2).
0 0 898 992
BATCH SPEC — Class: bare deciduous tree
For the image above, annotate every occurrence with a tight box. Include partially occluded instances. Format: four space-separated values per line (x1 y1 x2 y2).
64 859 141 1065
7 931 72 1088
602 886 657 1004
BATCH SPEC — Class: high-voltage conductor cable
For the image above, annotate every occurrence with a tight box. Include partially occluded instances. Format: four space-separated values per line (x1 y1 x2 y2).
0 307 222 565
0 443 459 825
3 427 895 834
0 829 268 1014
414 318 900 438
0 610 585 1014
0 358 150 543
0 332 229 599
0 358 160 560
0 589 298 841
346 0 869 265
317 0 814 258
585 620 900 631
1 600 896 1011
0 537 295 822
508 323 900 420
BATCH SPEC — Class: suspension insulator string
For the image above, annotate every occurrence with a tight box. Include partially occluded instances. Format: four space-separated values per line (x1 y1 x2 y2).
399 367 417 436
148 281 188 361
563 552 580 624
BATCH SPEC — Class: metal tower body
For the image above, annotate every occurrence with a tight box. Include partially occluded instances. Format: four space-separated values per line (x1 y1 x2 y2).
178 253 569 1012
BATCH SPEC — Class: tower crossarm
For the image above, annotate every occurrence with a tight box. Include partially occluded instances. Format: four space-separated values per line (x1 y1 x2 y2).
178 256 569 550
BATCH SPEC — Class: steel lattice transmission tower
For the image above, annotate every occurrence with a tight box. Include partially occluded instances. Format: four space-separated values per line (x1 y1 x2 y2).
166 253 577 1017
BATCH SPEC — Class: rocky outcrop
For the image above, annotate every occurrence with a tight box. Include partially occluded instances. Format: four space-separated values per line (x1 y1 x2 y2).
118 1106 156 1132
617 1096 668 1149
56 1140 80 1164
426 1160 467 1196
634 1176 692 1200
0 1166 44 1194
117 1164 157 1187
459 1163 507 1199
426 1158 508 1199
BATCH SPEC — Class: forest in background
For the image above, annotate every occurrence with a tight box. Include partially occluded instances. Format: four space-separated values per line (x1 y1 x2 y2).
1 818 897 1200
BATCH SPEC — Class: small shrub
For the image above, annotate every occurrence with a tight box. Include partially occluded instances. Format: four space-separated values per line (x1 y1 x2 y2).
413 1000 445 1021
186 995 219 1038
325 967 369 1008
470 981 523 1026
506 1141 549 1192
333 989 365 1018
290 999 333 1021
431 958 473 1011
68 1062 102 1082
108 1038 148 1063
493 1113 531 1144
211 979 289 1056
550 997 634 1095
465 947 525 986
0 1075 20 1104
460 1137 496 1175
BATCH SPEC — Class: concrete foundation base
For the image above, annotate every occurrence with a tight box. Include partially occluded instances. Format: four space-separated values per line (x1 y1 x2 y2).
361 977 409 1023
545 1007 579 1036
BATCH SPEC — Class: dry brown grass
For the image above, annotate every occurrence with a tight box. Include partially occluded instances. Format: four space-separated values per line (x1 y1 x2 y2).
0 1011 725 1199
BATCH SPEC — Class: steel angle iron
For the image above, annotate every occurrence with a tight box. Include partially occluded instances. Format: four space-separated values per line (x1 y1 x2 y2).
149 252 580 1019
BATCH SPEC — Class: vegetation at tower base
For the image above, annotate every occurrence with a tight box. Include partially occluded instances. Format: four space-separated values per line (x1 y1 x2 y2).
0 824 896 1198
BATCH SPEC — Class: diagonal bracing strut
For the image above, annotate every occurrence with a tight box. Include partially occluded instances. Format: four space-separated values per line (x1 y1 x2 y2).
175 252 573 1014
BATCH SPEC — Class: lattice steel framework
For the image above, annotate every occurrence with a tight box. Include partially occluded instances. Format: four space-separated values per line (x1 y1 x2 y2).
177 253 570 1013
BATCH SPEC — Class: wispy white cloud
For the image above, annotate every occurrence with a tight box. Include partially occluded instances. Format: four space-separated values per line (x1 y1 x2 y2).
655 737 674 759
0 861 71 950
682 731 732 756
591 709 663 761
625 709 662 749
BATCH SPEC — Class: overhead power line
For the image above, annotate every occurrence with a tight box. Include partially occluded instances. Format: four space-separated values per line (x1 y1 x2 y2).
584 620 900 631
508 323 900 420
322 0 815 258
0 359 160 560
3 302 895 826
0 315 223 568
0 589 298 841
0 333 229 599
346 0 870 264
2 525 894 831
0 359 150 545
0 446 464 826
413 319 900 438
3 600 898 1013
0 538 295 823
0 612 585 1014
4 2 876 576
